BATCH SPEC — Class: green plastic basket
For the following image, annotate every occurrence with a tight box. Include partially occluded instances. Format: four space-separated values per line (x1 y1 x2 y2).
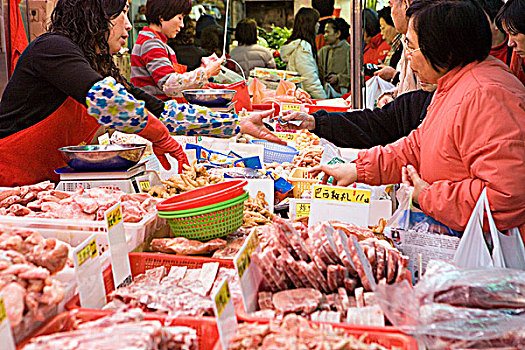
158 192 248 241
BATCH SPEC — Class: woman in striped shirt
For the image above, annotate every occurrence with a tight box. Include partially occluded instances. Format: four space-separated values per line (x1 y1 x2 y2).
130 0 224 100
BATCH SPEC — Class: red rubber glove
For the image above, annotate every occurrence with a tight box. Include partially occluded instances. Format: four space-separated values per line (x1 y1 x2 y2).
137 112 189 172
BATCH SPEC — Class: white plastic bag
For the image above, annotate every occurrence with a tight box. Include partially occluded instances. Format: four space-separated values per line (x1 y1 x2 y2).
364 76 395 109
453 188 525 269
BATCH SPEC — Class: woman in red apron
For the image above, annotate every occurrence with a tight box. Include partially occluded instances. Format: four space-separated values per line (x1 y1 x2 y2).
130 0 224 100
0 0 282 187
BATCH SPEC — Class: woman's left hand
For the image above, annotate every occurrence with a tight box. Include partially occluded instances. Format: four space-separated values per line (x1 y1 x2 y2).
239 109 286 145
309 163 358 187
203 55 225 78
402 165 429 204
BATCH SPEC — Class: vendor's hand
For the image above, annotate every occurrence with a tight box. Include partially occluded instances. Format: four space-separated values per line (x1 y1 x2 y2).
374 65 397 81
326 75 338 85
377 90 395 108
240 109 287 145
309 163 358 187
402 165 429 204
280 110 315 130
203 55 225 78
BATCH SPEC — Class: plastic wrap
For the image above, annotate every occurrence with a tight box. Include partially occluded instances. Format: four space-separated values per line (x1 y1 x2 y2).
374 260 525 349
387 184 460 236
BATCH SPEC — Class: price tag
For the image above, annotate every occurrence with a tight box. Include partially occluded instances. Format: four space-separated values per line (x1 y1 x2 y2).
234 230 263 314
274 132 298 143
98 133 110 145
280 102 303 112
73 234 106 308
312 185 371 204
212 279 238 349
104 203 132 289
0 293 15 350
309 185 371 228
296 202 310 218
139 180 151 191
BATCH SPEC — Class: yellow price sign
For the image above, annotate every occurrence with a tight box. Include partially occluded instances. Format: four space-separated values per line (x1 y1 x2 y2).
281 103 302 112
312 185 371 204
98 133 110 145
76 238 97 266
139 180 151 191
0 297 6 323
106 205 123 230
214 281 231 317
275 132 298 142
296 202 310 218
236 232 260 279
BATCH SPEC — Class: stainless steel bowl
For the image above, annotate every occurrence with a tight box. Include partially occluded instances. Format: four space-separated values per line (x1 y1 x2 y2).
58 144 146 171
182 89 236 107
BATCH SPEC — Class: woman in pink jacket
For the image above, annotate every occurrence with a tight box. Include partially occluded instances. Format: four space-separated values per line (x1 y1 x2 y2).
312 0 525 238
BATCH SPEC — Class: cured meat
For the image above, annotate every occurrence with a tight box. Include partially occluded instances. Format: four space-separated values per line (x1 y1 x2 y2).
212 238 245 259
3 282 25 327
258 291 274 310
151 237 227 255
272 288 322 314
330 221 375 241
347 236 372 291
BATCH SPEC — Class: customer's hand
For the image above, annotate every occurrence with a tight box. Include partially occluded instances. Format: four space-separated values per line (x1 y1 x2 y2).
326 74 339 85
280 110 315 130
240 109 286 145
203 55 225 78
402 165 429 204
374 65 397 81
309 163 358 187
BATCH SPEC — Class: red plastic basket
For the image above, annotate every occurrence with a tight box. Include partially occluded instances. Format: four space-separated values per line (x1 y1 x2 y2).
211 318 417 350
156 180 247 212
66 252 235 310
251 103 280 116
17 309 220 350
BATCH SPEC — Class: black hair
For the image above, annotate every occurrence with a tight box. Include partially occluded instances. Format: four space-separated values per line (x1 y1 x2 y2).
325 18 350 40
312 0 335 17
495 0 525 35
363 8 380 38
477 0 504 22
406 0 491 72
49 0 127 86
146 0 192 26
235 18 258 45
285 7 320 59
377 6 394 27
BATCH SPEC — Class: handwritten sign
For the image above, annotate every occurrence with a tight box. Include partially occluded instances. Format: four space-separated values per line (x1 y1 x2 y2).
104 203 132 289
296 202 310 218
0 293 15 350
106 204 123 230
312 185 371 204
139 180 151 191
274 132 298 143
212 279 238 349
98 133 110 145
280 102 303 113
73 234 106 308
76 238 98 267
236 231 260 279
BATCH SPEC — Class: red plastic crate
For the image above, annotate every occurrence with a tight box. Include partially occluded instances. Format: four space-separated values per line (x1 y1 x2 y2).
251 103 280 116
306 99 352 114
211 318 417 350
66 252 235 310
17 309 220 350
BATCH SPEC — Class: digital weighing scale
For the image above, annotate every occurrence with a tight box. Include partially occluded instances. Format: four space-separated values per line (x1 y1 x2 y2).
55 161 161 193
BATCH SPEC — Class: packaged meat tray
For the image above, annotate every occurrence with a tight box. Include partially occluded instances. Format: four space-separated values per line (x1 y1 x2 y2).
65 252 241 314
0 212 163 265
17 308 220 350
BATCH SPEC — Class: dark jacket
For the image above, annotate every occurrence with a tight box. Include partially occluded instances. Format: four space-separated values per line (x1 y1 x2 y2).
312 89 433 148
